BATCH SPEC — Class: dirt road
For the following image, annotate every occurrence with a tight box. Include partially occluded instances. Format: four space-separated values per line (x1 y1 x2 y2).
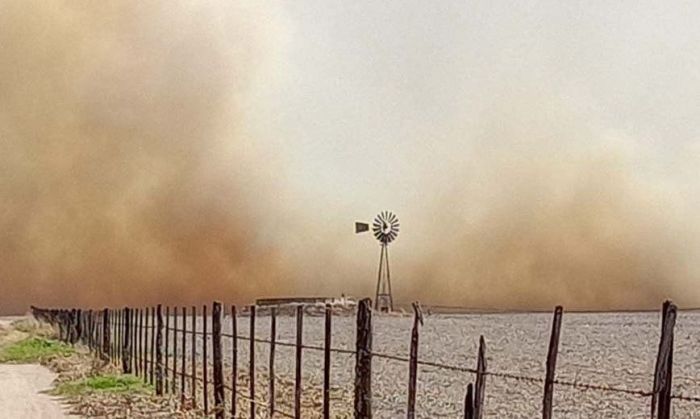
0 364 71 418
0 317 72 418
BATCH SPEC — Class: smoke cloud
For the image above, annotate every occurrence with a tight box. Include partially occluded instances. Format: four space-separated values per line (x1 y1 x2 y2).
1 1 699 314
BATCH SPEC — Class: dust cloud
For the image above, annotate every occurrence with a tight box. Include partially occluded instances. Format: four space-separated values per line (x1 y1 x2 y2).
390 88 700 310
0 1 293 313
1 2 699 314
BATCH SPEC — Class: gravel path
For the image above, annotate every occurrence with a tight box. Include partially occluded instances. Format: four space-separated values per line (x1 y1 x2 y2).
0 364 71 418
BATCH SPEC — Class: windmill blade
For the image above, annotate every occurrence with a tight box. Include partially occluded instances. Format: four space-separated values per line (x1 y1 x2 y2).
363 211 400 244
355 222 370 233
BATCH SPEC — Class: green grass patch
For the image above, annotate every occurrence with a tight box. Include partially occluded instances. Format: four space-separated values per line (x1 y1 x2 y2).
0 337 73 363
54 374 151 396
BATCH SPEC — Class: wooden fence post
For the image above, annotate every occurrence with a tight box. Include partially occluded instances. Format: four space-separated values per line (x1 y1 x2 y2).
231 305 238 418
323 303 332 419
407 302 423 419
130 309 135 373
172 306 178 394
112 309 117 362
354 298 373 419
139 308 148 382
85 310 90 349
165 306 170 393
141 307 150 383
75 309 82 344
117 309 121 361
295 305 304 419
138 309 143 377
156 304 164 395
464 383 474 419
212 301 224 419
474 336 487 419
123 307 132 374
102 308 110 357
181 306 187 405
116 309 120 362
542 306 563 419
151 307 157 385
144 308 148 382
191 306 197 407
203 304 209 415
652 300 676 419
249 305 256 418
269 307 277 418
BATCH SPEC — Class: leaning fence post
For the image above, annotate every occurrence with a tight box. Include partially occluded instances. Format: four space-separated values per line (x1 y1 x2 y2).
122 307 132 374
212 301 224 419
474 336 487 419
295 305 304 419
102 308 110 357
542 306 563 419
464 383 474 419
652 300 676 419
156 304 164 395
407 302 423 419
354 298 373 419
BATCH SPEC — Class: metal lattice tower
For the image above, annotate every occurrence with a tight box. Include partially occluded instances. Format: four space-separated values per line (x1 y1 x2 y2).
355 211 400 312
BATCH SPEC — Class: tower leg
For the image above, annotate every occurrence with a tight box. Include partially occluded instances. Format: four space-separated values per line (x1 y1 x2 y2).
375 244 393 313
384 245 393 311
374 244 385 310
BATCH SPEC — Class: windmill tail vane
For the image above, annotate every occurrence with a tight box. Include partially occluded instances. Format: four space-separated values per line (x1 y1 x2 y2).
355 222 370 233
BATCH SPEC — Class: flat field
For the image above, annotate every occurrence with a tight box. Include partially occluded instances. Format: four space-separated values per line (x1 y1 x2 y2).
173 310 700 418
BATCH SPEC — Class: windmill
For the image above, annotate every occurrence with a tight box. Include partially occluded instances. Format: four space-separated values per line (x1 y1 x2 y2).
355 211 400 312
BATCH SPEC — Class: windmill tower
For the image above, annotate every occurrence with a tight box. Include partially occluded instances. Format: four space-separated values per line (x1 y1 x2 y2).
355 211 400 312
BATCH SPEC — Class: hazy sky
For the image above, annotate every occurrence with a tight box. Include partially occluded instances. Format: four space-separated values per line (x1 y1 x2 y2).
247 1 700 304
2 1 700 312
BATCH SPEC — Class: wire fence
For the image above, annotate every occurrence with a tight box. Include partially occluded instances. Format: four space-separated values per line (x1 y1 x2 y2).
30 299 694 419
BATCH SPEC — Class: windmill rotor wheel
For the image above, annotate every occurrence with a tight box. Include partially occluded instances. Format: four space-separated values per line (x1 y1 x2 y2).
372 211 400 244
